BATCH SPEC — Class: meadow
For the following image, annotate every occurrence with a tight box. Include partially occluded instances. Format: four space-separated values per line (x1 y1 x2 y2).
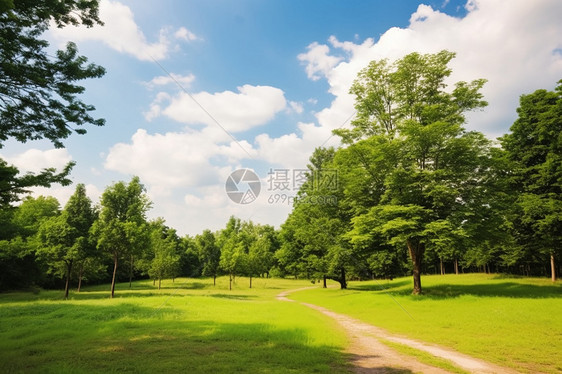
0 277 351 374
0 274 560 373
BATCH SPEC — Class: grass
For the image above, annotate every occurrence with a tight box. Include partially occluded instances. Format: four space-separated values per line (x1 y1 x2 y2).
290 273 562 374
0 277 351 374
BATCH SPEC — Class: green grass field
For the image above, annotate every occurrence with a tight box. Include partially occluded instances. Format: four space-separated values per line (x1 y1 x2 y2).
290 274 562 374
0 277 351 374
1 274 560 373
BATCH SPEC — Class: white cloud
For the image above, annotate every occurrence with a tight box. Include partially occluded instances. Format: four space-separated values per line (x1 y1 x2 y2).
297 42 343 81
155 84 287 133
104 127 257 194
288 101 304 114
1 149 72 173
174 27 199 41
48 0 194 61
145 73 195 89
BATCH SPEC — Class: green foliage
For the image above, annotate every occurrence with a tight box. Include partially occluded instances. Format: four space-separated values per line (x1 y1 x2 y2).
92 176 151 297
36 184 97 297
196 229 220 281
148 221 181 288
500 81 562 280
0 0 105 148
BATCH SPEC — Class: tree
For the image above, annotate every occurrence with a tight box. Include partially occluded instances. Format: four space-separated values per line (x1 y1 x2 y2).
0 0 105 148
196 229 221 285
338 51 489 294
501 81 562 281
218 216 246 290
92 177 151 298
148 220 180 289
37 184 96 298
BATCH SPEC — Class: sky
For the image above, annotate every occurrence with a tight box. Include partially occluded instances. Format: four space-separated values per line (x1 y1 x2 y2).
1 0 562 236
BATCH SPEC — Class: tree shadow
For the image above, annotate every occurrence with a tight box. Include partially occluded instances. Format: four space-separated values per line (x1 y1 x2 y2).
350 280 411 292
207 293 257 300
395 282 562 299
0 301 355 373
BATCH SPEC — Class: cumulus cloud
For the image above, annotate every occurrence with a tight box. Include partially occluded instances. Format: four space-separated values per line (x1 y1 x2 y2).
297 42 343 81
1 149 73 173
104 127 258 194
48 0 196 60
152 84 287 133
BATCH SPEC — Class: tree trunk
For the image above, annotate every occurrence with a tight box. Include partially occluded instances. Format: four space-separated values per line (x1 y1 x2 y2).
153 278 155 286
110 253 118 299
64 260 73 300
407 239 424 295
213 275 216 286
340 267 347 289
440 257 445 275
551 253 557 282
454 259 459 275
77 264 84 292
129 255 134 289
229 274 232 290
249 275 252 288
158 277 161 290
323 275 327 288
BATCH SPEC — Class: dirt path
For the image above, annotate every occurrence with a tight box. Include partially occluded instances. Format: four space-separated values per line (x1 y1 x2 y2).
277 289 519 374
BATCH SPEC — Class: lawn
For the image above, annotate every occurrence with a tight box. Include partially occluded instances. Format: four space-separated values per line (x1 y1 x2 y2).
290 273 562 374
0 277 351 374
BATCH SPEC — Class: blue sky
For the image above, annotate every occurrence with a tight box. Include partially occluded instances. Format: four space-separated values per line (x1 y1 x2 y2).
1 0 561 235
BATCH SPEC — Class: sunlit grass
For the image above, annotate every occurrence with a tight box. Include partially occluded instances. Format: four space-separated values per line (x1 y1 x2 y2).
0 277 350 374
290 273 562 374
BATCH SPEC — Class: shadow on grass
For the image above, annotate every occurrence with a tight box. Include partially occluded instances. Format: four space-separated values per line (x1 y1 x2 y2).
346 278 562 299
207 294 257 300
417 282 562 299
350 280 411 292
0 301 356 374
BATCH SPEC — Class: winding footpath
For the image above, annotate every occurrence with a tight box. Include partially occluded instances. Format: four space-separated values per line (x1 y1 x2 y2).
277 288 519 374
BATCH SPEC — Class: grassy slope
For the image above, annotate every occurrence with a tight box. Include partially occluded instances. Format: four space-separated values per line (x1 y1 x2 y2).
290 274 562 374
0 277 351 374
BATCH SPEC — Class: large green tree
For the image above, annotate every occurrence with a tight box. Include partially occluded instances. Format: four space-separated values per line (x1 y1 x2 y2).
338 51 490 294
501 81 562 281
92 177 151 298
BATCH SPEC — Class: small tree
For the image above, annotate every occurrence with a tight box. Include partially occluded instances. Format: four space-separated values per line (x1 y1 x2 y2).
37 184 96 299
196 229 221 285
